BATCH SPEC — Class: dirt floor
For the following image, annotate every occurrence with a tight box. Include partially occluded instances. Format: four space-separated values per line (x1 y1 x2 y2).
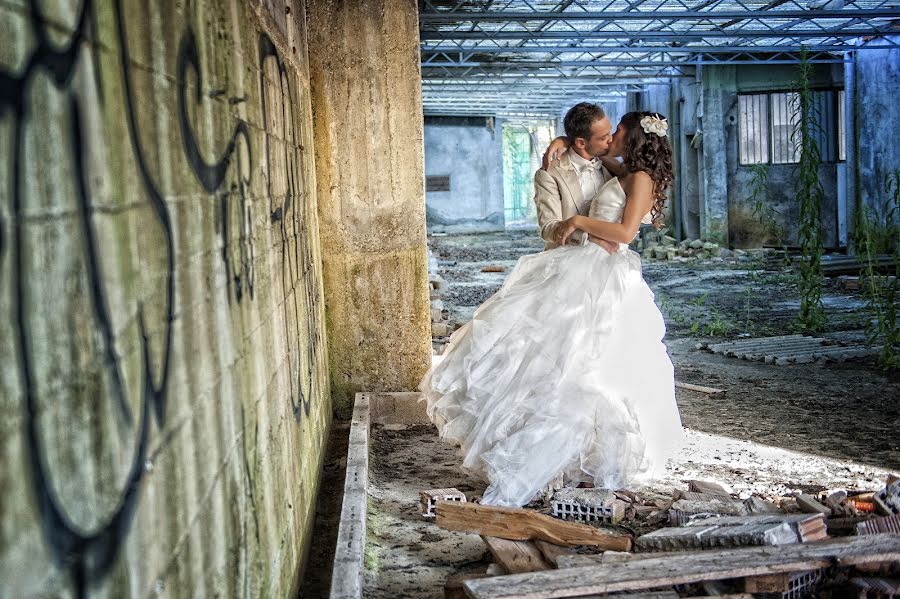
428 230 900 469
303 230 900 597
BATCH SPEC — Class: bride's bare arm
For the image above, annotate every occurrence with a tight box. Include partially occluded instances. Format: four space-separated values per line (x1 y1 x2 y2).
541 136 569 170
557 172 655 245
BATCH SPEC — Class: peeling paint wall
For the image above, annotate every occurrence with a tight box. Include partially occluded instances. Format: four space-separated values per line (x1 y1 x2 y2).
855 37 900 222
688 65 842 247
424 116 505 233
307 0 432 415
0 0 330 596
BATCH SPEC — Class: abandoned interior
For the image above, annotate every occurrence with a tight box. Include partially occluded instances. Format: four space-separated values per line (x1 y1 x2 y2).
2 1 900 598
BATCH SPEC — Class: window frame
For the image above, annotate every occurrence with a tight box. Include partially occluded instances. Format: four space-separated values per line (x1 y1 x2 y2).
737 88 845 167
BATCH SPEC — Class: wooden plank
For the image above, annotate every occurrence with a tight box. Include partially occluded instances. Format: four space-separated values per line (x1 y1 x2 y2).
462 534 900 599
435 501 632 551
675 381 725 394
795 493 831 515
482 537 552 574
533 541 575 568
686 480 731 495
446 573 492 599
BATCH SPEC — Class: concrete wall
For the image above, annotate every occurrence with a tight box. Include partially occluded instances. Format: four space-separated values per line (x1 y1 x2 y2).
683 64 842 247
424 117 504 233
308 0 432 416
0 1 330 596
855 37 900 223
727 64 842 248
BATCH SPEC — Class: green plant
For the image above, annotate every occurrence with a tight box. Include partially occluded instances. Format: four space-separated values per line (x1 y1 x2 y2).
792 47 828 333
858 171 900 370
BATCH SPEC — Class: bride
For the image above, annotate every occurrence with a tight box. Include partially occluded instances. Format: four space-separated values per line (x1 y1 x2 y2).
420 111 683 507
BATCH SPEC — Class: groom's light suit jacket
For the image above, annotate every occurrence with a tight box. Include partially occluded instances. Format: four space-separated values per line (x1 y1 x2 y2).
533 149 613 251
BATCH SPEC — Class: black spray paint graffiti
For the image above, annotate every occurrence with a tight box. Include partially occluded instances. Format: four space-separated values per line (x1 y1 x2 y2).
177 29 255 304
258 33 320 422
2 1 323 596
1 0 169 595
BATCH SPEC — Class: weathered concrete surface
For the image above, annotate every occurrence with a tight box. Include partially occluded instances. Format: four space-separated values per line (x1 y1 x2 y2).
694 65 844 248
855 36 900 222
425 117 505 233
307 0 432 415
728 64 842 248
701 66 734 245
0 1 330 596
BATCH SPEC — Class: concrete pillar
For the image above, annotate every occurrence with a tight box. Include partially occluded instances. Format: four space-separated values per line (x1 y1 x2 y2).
307 0 431 416
855 36 900 227
700 66 734 245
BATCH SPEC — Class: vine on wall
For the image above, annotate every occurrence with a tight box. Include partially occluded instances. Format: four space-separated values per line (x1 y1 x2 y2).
792 47 828 333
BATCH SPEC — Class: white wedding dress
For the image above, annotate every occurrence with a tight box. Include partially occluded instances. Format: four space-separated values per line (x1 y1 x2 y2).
420 177 684 507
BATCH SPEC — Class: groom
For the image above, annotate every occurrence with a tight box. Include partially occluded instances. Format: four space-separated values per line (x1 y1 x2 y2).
534 102 621 252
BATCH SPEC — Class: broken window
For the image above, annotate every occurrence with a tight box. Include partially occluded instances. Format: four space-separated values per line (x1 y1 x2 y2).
738 90 844 166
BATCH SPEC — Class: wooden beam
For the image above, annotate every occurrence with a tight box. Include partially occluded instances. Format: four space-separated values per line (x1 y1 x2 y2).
435 501 633 551
445 573 491 599
482 537 552 574
462 534 900 598
533 541 575 568
675 381 725 394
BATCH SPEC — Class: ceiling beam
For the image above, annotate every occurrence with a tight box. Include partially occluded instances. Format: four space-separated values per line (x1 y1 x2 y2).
420 29 893 41
419 9 900 23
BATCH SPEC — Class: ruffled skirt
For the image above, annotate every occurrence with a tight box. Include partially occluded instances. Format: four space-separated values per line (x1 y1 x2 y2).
419 242 683 507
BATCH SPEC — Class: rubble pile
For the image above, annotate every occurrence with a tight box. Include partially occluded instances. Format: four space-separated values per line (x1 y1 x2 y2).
426 474 900 598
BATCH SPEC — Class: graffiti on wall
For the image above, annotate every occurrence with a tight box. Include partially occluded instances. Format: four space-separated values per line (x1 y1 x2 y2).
0 0 323 595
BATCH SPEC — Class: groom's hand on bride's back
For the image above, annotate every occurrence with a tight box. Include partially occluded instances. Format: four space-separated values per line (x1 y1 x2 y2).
542 136 571 171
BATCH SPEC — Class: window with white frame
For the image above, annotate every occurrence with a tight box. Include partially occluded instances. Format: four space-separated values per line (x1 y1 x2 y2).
738 90 845 166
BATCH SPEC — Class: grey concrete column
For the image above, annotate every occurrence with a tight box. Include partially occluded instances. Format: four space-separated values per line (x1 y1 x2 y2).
307 0 431 416
700 66 734 245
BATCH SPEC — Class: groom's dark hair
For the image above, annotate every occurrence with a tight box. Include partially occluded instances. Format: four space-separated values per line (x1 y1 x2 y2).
563 103 606 142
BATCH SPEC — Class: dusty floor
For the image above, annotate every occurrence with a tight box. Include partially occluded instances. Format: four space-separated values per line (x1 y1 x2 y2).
303 230 900 597
363 422 898 598
429 230 900 469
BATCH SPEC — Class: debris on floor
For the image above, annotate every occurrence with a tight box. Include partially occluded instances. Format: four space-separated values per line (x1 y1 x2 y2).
422 474 900 598
697 334 878 365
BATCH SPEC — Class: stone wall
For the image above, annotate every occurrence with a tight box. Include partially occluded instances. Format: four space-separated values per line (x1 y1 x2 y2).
0 0 330 596
424 116 505 233
307 0 432 416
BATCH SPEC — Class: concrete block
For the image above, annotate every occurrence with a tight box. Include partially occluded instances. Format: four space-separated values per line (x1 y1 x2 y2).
636 525 718 551
669 497 749 525
420 488 466 519
551 488 626 524
744 496 782 515
432 323 449 337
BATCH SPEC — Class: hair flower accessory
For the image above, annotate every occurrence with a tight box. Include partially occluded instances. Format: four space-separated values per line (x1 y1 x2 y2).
640 114 668 138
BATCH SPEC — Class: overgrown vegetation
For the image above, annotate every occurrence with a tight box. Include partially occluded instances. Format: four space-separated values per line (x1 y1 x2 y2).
857 171 900 370
658 293 732 337
792 47 828 333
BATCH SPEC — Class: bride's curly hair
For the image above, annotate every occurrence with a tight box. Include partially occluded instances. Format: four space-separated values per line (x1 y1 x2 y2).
619 111 674 229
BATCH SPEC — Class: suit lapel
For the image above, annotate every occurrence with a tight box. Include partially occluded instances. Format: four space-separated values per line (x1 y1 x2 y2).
556 151 585 215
